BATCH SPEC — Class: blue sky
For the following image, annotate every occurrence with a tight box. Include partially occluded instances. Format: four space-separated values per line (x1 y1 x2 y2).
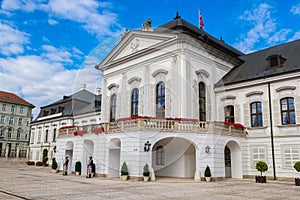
1 0 300 116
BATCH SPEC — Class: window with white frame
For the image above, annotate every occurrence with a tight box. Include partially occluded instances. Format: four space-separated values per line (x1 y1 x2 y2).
252 146 266 167
9 117 14 125
20 107 24 114
283 146 300 168
11 105 15 113
30 131 35 144
18 118 22 126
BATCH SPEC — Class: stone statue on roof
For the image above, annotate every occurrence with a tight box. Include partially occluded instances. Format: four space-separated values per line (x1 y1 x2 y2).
141 18 153 31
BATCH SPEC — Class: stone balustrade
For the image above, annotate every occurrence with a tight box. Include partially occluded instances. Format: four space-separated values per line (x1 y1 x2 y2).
58 118 246 138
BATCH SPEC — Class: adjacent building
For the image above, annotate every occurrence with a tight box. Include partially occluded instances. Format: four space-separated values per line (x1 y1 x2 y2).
29 84 101 165
0 91 34 158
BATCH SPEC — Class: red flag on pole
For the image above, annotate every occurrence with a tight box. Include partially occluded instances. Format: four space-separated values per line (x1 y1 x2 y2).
199 8 204 30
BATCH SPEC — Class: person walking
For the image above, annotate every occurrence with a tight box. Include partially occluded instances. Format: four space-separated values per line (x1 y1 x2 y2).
63 156 69 176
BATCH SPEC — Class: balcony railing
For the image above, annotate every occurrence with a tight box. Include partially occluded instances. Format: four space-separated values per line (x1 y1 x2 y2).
58 118 246 138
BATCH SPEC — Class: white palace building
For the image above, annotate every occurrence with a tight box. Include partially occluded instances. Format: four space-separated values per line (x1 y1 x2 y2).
33 14 300 180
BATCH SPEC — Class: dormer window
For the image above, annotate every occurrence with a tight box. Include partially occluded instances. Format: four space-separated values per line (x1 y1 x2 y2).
266 54 286 69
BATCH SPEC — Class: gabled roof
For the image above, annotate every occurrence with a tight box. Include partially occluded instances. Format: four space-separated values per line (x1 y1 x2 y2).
157 14 244 58
33 89 101 122
0 90 35 108
216 39 300 86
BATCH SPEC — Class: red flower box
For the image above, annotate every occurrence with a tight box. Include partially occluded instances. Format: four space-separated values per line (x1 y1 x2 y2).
94 127 105 134
73 130 87 136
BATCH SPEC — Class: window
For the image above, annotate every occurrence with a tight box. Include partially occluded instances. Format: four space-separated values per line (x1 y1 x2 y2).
17 129 21 140
156 82 165 118
280 97 295 125
2 104 6 111
224 105 234 123
50 108 56 115
30 132 35 144
43 110 49 116
18 118 22 126
58 106 64 113
0 129 3 136
45 130 48 142
267 54 286 69
20 107 24 114
11 105 15 113
199 82 206 121
252 146 266 167
37 130 41 143
0 116 4 124
131 88 139 116
283 146 299 168
156 146 165 165
250 102 263 127
7 128 12 138
9 117 14 125
110 94 117 122
53 128 57 142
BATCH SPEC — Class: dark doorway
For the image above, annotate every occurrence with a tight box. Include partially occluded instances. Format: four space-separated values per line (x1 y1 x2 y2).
224 146 231 177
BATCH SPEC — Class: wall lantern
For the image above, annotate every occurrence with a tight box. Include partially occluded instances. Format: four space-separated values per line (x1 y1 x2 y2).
205 145 211 153
144 141 151 152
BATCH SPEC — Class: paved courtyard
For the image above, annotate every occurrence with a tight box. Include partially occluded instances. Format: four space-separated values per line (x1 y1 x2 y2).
0 160 300 200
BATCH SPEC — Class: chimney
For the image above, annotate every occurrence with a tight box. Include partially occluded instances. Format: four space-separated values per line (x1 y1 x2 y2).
80 84 87 91
95 87 101 95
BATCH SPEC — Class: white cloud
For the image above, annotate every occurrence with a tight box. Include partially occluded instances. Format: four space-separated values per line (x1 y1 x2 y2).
0 21 29 56
267 29 292 44
291 4 300 15
1 0 121 38
48 18 58 25
234 3 276 53
289 31 300 41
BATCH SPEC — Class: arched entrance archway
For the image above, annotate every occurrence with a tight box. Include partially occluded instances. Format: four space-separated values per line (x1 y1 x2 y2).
65 141 74 173
224 140 242 178
152 137 196 178
108 138 121 178
82 140 94 175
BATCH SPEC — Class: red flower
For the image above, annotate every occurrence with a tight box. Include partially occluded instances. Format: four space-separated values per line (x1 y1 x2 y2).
94 127 104 134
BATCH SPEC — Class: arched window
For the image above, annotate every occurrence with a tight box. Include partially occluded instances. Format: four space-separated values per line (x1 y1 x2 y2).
199 82 206 121
224 105 234 123
156 82 165 118
250 102 263 127
110 94 117 122
280 97 295 125
131 88 139 116
156 146 165 165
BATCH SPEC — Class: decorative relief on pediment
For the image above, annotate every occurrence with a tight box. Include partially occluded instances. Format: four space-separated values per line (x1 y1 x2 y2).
130 38 140 52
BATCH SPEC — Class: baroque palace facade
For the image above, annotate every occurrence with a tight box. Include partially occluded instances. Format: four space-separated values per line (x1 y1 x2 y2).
32 14 300 180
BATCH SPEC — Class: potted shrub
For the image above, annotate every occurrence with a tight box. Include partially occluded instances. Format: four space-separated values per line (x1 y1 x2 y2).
255 161 268 183
75 161 82 175
120 161 128 181
204 165 212 182
143 163 150 182
51 158 58 173
294 161 300 186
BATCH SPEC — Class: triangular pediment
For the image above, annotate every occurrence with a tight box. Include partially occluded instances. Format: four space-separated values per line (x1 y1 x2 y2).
97 30 176 69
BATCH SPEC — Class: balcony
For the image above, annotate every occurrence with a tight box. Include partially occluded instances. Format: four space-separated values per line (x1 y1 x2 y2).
58 117 246 138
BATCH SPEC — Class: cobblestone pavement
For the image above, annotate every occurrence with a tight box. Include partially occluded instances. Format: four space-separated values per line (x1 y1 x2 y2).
0 160 300 200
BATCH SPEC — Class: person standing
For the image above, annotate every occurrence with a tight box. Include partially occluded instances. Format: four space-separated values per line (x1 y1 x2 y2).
86 156 93 178
63 156 69 176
